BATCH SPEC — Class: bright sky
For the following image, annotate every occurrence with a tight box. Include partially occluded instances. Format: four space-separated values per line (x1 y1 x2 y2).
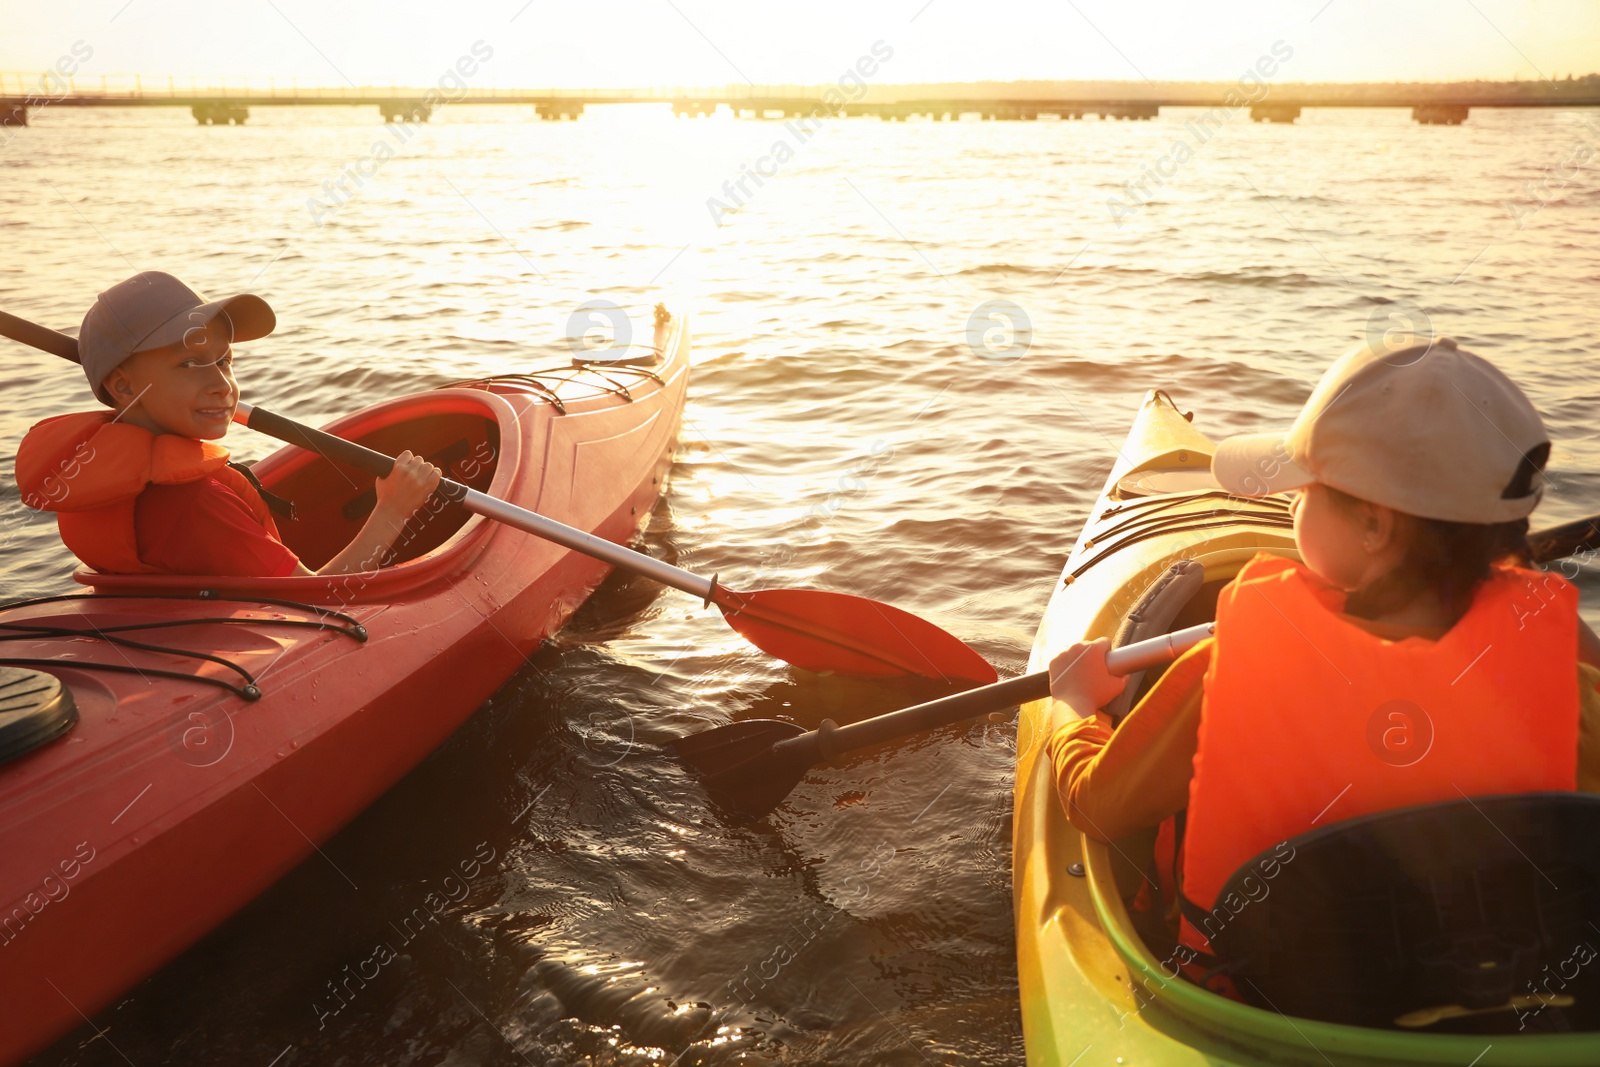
1 0 1596 88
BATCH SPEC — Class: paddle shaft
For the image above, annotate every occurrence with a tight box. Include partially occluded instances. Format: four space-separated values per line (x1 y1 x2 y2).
233 402 717 603
759 513 1600 771
774 621 1213 761
0 306 1009 685
1530 515 1600 567
0 311 77 361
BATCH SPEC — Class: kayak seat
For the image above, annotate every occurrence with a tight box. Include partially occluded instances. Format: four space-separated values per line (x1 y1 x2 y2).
1103 558 1235 725
1205 792 1600 1033
1103 560 1203 724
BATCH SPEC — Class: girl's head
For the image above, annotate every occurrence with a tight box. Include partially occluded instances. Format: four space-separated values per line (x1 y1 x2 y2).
1213 335 1549 617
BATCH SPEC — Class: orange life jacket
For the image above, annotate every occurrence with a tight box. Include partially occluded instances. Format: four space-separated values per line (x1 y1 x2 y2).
14 411 280 574
1178 551 1578 964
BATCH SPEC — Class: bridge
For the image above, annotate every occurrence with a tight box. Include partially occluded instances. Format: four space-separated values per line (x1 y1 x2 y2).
3 75 1597 128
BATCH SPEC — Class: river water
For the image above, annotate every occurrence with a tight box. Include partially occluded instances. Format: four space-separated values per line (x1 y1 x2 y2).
4 96 1599 1065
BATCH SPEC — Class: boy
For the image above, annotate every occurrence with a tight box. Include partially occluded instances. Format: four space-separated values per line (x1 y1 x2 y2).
15 271 439 577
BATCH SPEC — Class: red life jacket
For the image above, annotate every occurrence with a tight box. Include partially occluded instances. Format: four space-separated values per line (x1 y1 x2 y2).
1178 552 1578 964
14 411 280 574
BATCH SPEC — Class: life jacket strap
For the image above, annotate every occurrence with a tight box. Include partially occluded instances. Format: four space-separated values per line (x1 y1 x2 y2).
227 461 298 522
1176 893 1224 967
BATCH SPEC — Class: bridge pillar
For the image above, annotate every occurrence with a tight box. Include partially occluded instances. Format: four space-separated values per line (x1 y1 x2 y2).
535 103 584 120
379 102 431 123
1250 103 1301 123
1412 104 1468 125
0 104 26 127
191 103 249 125
1099 103 1159 121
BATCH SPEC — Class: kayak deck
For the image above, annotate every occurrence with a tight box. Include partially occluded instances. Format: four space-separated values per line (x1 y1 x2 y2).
1013 390 1597 1066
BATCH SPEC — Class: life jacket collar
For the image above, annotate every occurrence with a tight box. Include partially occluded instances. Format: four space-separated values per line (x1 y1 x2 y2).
15 410 231 512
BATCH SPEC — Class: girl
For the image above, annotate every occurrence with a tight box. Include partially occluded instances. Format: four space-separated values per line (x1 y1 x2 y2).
1045 335 1600 991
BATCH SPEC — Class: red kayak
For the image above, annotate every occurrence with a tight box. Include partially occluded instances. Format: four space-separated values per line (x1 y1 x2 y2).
0 309 690 1065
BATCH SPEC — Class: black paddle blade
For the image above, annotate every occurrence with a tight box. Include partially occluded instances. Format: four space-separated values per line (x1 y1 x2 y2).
672 717 806 769
672 718 814 820
1529 515 1600 565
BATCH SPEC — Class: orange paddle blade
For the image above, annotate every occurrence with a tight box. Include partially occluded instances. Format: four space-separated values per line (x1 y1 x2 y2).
715 588 997 686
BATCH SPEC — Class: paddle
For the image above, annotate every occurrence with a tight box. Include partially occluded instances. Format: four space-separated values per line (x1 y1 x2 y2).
676 621 1215 817
678 516 1600 818
0 309 997 686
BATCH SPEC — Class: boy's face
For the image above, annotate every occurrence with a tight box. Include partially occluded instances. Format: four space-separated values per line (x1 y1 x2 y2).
101 313 238 440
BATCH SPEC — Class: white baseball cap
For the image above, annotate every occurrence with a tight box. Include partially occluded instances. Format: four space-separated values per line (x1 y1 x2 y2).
79 271 275 405
1212 336 1550 524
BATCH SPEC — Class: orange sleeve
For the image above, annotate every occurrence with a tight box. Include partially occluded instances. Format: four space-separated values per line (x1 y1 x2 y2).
1045 638 1212 842
1579 662 1600 794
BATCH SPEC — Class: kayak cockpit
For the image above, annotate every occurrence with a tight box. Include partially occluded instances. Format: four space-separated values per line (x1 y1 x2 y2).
264 397 501 570
72 386 530 601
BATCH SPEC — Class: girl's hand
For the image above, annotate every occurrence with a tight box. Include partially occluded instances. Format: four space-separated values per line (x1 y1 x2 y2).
373 450 442 521
1048 638 1125 719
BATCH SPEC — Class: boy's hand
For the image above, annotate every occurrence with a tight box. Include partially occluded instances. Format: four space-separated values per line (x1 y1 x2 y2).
1048 638 1125 719
372 450 443 521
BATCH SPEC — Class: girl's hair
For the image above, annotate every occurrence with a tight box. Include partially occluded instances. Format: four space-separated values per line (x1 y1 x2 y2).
1325 485 1532 623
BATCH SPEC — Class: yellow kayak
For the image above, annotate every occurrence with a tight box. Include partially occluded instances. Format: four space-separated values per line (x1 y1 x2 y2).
1012 389 1600 1066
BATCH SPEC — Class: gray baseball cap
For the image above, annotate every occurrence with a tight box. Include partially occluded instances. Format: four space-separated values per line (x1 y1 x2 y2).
79 271 275 405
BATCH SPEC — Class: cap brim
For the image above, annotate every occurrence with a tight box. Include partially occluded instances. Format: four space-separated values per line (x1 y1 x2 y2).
1212 432 1314 497
132 293 276 354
